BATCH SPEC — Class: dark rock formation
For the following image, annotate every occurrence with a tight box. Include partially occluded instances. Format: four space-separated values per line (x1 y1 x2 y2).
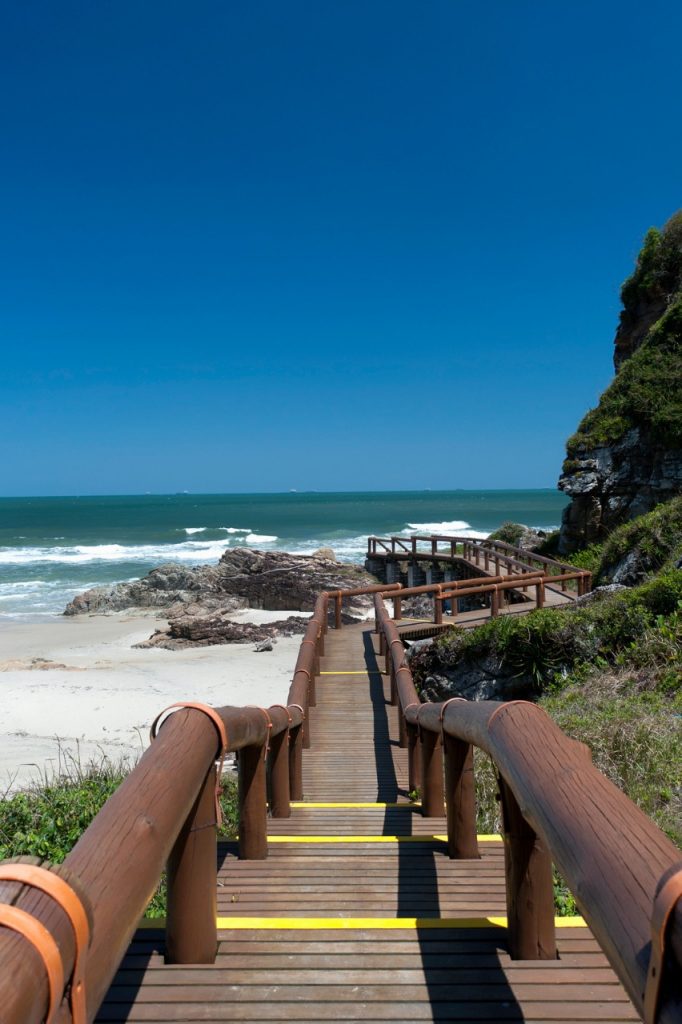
559 212 682 552
136 614 310 651
65 547 378 619
406 640 534 702
559 428 682 551
64 562 236 616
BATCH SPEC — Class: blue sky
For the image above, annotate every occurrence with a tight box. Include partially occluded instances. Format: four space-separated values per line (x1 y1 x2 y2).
1 1 680 495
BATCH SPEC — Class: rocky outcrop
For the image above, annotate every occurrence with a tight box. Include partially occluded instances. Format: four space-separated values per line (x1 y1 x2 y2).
558 212 682 553
64 562 235 615
136 614 310 651
65 547 378 618
406 640 534 702
559 428 682 550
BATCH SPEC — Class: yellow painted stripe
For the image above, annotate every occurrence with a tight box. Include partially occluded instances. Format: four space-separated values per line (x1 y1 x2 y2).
267 834 503 843
217 916 587 930
290 801 421 808
140 915 587 930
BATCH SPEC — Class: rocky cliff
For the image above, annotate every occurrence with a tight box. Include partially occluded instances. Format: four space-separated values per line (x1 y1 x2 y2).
559 212 682 552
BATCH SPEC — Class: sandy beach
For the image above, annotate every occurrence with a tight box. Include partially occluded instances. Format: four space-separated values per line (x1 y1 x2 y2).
0 609 308 794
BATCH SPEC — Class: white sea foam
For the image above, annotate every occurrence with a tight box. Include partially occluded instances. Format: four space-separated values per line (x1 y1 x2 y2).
284 535 371 561
183 527 207 535
245 533 278 544
221 527 251 534
403 520 489 539
0 540 232 566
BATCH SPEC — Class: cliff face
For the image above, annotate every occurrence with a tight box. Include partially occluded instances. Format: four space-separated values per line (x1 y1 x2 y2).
559 213 682 552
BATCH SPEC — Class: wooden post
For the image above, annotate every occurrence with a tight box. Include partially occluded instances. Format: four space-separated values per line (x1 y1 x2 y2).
491 587 500 618
335 594 342 629
443 736 479 860
390 663 398 706
268 728 290 818
302 698 311 749
407 722 421 794
238 744 268 860
393 595 402 620
536 581 545 609
498 777 556 960
398 704 408 748
289 724 303 800
420 729 445 817
166 764 218 963
435 597 443 624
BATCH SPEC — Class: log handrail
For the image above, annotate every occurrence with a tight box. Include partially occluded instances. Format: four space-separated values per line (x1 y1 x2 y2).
372 592 681 1024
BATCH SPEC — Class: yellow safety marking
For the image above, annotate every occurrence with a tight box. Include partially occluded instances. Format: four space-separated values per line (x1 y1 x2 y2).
267 834 503 843
290 802 421 808
139 915 587 930
216 915 587 930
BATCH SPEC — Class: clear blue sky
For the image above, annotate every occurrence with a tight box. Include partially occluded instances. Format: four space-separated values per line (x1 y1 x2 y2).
1 1 680 495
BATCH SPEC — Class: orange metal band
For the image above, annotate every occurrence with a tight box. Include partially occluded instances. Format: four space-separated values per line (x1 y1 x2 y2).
247 706 273 759
150 702 229 828
439 697 466 722
0 863 90 1023
0 904 64 1024
270 703 293 725
644 865 682 1024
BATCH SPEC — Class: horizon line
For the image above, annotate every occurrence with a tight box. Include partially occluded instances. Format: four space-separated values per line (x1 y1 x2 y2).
0 486 565 500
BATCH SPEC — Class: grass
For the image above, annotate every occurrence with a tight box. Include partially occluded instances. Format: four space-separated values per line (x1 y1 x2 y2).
0 748 239 918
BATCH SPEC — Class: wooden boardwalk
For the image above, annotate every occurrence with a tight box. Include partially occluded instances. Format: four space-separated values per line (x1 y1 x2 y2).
97 622 640 1023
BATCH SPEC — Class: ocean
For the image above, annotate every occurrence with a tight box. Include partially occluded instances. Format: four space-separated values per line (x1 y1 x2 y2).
0 490 568 619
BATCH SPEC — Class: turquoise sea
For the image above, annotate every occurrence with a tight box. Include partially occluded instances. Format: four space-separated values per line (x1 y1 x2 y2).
0 491 568 618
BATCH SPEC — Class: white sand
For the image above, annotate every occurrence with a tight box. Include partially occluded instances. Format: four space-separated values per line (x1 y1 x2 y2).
0 610 309 794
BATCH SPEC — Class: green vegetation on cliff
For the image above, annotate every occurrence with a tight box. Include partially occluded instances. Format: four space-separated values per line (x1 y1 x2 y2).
564 212 682 462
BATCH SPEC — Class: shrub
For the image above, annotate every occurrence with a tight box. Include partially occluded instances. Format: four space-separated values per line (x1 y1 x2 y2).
597 497 682 584
488 522 525 546
0 753 239 918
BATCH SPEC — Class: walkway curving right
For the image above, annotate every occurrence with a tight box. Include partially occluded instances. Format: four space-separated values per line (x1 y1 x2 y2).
98 620 641 1022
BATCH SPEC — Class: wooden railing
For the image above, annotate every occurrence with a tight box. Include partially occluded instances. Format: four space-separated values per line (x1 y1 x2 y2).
1 578 678 1023
366 534 589 593
371 591 682 1024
